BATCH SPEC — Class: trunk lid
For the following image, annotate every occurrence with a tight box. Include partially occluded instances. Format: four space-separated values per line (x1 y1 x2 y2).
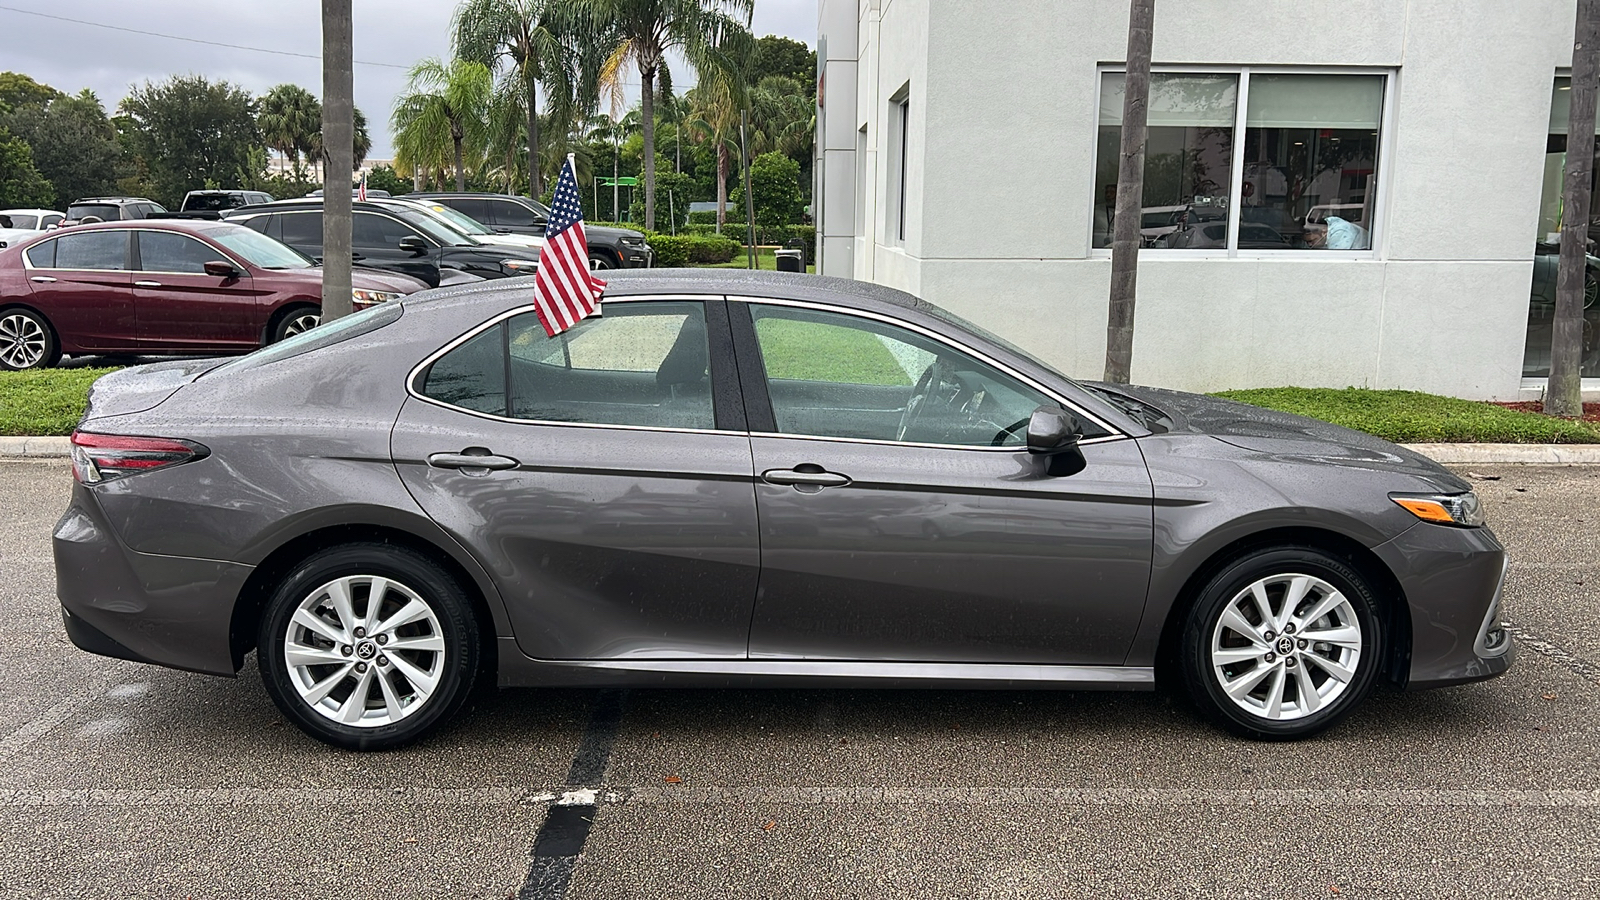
81 358 229 423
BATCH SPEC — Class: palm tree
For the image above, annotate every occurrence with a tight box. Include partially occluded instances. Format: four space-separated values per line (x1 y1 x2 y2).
392 57 493 191
586 0 752 230
749 76 813 158
320 0 354 322
258 84 320 179
454 0 570 196
483 74 529 193
684 79 741 231
310 106 372 177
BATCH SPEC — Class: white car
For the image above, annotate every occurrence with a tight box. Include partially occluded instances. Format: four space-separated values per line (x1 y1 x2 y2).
0 208 65 248
388 198 546 257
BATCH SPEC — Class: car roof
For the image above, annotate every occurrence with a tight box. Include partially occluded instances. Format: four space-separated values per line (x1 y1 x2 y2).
39 219 246 236
0 208 64 216
71 197 151 204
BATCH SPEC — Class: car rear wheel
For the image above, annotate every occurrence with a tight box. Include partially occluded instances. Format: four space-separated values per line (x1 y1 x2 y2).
272 306 321 343
1180 547 1383 740
257 543 480 750
588 250 616 270
0 308 58 370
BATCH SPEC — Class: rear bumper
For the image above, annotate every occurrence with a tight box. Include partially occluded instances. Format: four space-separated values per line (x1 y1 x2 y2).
1374 523 1516 690
54 485 251 677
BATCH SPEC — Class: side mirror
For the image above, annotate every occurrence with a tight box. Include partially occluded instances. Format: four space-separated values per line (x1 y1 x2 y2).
397 236 428 255
531 217 549 230
1026 407 1082 455
203 259 240 278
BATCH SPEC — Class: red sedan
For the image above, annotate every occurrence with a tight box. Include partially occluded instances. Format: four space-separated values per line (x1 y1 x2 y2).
0 219 429 370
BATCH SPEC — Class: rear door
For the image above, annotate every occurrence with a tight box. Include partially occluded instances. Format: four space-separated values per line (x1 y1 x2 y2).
487 198 546 236
392 296 760 660
131 230 260 351
22 230 135 351
352 212 443 286
734 299 1155 666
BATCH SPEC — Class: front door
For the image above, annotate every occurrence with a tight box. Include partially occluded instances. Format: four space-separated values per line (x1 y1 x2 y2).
736 301 1154 665
392 297 760 661
131 230 260 351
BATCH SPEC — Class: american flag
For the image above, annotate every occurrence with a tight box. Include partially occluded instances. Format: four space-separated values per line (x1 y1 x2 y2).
531 155 606 337
357 169 367 201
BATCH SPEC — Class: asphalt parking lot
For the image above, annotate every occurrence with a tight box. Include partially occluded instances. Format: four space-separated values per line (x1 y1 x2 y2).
4 460 1599 899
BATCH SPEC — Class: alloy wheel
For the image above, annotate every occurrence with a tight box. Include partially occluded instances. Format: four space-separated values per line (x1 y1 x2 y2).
283 311 321 337
1208 573 1364 721
283 574 446 728
0 313 47 369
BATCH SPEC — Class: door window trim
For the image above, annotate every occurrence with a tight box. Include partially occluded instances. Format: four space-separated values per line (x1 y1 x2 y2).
19 228 132 271
727 295 1125 448
130 229 246 276
405 293 747 435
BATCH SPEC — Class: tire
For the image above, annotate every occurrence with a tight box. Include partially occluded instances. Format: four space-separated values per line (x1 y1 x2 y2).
588 250 617 270
1179 547 1384 741
271 305 321 343
257 542 481 751
0 307 58 370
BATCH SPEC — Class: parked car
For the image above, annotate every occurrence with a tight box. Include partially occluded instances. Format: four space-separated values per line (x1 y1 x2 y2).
0 208 65 248
54 270 1513 750
62 197 167 227
385 197 546 257
0 219 427 370
169 190 276 220
412 191 652 269
223 199 536 288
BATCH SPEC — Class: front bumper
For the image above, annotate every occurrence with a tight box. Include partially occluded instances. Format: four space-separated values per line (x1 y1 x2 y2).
1373 522 1516 690
622 243 653 268
54 484 252 677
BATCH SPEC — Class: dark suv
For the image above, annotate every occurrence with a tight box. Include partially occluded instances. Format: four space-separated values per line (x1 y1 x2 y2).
224 199 536 288
63 197 167 227
412 192 652 269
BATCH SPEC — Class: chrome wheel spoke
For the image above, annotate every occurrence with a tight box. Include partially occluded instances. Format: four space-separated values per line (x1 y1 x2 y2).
284 643 347 668
302 663 355 705
1296 589 1348 630
324 579 359 638
1281 576 1312 622
375 666 406 720
1212 646 1267 666
385 633 444 653
1248 582 1276 631
338 668 376 724
1219 607 1266 645
1222 662 1276 701
1302 623 1362 649
376 598 431 636
292 608 345 645
1292 663 1322 714
1263 666 1287 718
363 576 391 631
385 652 439 701
1305 653 1356 684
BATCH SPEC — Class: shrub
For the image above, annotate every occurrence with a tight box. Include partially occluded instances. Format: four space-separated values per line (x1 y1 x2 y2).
642 231 741 267
646 233 690 267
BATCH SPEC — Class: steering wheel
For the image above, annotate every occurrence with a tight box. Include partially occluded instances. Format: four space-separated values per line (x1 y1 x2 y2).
895 362 939 442
991 416 1030 447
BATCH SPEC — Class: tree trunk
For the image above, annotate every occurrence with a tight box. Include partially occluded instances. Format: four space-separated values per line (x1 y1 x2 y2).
1104 0 1155 385
715 143 728 233
1551 0 1600 416
525 63 542 197
453 134 465 191
320 0 354 323
642 64 656 230
742 110 756 268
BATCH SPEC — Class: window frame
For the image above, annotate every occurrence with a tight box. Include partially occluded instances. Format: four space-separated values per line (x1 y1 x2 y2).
28 229 131 271
131 229 239 275
1087 65 1396 260
407 294 745 435
727 296 1125 451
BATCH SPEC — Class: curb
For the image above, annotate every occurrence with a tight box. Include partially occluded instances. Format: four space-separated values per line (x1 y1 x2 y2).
3 437 1600 465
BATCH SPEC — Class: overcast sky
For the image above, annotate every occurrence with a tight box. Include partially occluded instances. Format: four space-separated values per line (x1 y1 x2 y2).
0 0 816 158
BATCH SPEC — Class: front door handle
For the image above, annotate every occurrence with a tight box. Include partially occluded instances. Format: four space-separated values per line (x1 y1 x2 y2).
762 467 852 489
428 449 520 474
134 280 162 288
30 276 57 283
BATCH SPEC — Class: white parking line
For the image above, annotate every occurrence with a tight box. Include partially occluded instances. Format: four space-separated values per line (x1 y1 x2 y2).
0 787 521 807
617 786 1600 807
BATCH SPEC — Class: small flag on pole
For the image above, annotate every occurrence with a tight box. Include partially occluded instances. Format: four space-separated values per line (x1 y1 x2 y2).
531 154 606 337
357 169 367 202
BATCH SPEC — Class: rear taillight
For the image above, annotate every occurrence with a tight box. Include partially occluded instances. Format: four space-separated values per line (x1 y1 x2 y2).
70 431 208 484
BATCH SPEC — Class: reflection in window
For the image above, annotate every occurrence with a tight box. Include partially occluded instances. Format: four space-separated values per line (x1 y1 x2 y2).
1242 75 1383 250
1095 73 1238 249
1524 78 1600 379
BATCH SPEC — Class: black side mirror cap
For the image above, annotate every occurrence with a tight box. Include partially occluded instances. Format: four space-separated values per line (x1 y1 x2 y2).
397 236 428 254
1026 407 1082 455
203 259 240 278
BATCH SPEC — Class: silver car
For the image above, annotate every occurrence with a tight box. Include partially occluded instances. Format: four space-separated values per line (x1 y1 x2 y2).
55 271 1513 749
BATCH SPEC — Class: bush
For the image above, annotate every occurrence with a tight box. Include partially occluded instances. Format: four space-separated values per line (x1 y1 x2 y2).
646 233 690 267
643 231 741 267
751 151 803 228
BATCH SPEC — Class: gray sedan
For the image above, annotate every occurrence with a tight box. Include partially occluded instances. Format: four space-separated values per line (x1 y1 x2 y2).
54 271 1513 750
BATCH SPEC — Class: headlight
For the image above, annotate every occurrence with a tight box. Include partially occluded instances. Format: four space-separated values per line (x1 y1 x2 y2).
620 235 645 246
1390 491 1486 527
501 258 539 274
351 289 401 308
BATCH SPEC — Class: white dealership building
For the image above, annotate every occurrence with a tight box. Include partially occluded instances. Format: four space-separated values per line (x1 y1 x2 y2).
814 0 1597 399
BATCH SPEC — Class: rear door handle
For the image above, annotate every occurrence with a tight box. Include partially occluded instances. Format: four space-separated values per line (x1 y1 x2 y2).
30 276 57 283
427 450 520 474
761 467 852 488
134 280 162 288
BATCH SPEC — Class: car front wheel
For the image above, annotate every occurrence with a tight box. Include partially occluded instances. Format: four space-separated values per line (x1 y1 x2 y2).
257 543 480 750
1180 547 1383 740
272 306 321 343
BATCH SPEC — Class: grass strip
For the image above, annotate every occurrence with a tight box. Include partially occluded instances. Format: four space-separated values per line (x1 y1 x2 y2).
1215 387 1600 443
0 368 119 436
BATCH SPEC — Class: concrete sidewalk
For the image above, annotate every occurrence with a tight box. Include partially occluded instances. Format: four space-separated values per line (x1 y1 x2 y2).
7 435 1600 464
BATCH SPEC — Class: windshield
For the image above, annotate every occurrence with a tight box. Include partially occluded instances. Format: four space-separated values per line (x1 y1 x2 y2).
4 214 38 229
186 193 245 211
413 202 493 235
389 207 478 246
68 204 120 221
528 199 552 217
212 226 313 269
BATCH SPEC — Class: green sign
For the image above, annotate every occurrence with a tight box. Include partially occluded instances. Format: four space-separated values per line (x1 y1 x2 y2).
599 177 638 187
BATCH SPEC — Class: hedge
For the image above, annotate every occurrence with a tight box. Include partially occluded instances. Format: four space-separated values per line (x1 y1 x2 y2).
643 231 742 267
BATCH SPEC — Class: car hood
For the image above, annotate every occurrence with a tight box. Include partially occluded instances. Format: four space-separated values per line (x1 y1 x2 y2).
586 224 645 243
265 266 429 294
1099 383 1470 491
475 232 545 253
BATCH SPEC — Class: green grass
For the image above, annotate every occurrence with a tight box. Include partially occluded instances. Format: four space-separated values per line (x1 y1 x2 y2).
690 246 816 273
754 318 911 385
1216 387 1600 443
0 367 120 436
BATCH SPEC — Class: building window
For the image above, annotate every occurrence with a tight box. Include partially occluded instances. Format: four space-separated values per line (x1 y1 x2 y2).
1094 69 1386 252
1523 78 1600 379
855 124 868 237
887 87 910 244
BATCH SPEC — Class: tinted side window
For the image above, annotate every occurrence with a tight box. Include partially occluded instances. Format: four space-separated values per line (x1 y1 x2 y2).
55 231 128 270
24 239 56 268
41 214 63 228
493 200 540 228
237 215 271 235
353 212 418 248
749 305 1052 447
138 232 222 274
423 325 506 415
279 212 322 249
449 198 492 223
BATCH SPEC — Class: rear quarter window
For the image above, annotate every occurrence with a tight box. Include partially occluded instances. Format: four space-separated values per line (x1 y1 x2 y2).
24 239 56 268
